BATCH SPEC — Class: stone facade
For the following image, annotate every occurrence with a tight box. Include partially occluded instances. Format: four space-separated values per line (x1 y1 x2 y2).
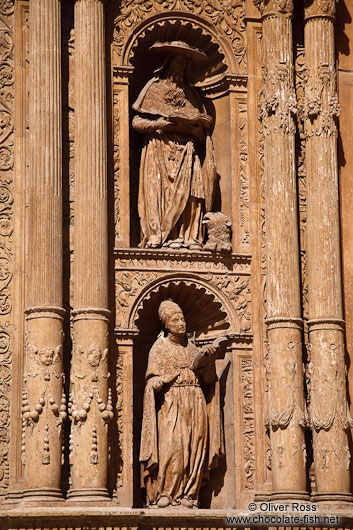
1 0 353 528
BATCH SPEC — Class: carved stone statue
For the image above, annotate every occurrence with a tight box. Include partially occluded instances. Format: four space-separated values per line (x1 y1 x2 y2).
132 41 217 250
140 300 226 508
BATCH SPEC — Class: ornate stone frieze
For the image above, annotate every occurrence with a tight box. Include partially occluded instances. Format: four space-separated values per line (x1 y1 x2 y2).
0 0 13 495
238 102 250 246
113 0 246 73
115 249 251 335
113 93 121 244
241 358 255 489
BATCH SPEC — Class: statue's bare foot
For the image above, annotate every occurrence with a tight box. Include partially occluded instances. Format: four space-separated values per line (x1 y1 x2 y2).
157 495 170 508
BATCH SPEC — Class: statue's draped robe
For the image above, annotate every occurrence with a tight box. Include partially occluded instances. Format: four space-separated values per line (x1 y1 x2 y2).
140 334 224 506
133 77 216 249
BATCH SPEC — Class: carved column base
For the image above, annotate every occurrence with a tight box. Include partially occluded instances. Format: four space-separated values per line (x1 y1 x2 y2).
68 309 111 500
311 492 353 507
254 491 310 502
22 487 64 503
22 307 65 502
66 487 110 502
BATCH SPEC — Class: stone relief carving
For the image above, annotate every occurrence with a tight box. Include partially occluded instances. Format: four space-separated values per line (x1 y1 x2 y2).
0 0 14 492
241 358 255 489
113 0 246 73
267 341 307 430
238 101 250 246
304 0 336 17
115 250 251 336
132 41 217 251
140 300 226 507
303 63 340 138
113 93 121 244
253 0 293 15
308 342 353 432
202 212 232 253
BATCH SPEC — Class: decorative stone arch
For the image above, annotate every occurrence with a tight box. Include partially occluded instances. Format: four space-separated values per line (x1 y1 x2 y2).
120 12 237 80
127 273 236 339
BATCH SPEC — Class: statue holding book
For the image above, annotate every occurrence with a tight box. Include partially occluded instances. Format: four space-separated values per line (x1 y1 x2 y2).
140 300 226 508
132 41 217 250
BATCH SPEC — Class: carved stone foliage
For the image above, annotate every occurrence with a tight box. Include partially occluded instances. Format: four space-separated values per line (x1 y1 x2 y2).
115 250 251 336
0 0 13 495
238 102 250 246
241 359 255 489
259 61 297 137
115 353 123 493
295 45 309 322
303 63 339 138
304 0 336 18
113 93 121 244
253 0 293 15
113 0 246 74
267 340 307 430
308 341 353 433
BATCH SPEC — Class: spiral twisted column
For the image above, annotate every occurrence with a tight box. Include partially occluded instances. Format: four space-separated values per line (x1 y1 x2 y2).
67 0 111 501
304 0 353 505
23 0 66 502
254 0 308 500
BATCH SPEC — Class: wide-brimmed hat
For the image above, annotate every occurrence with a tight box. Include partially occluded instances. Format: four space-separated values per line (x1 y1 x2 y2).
149 41 207 62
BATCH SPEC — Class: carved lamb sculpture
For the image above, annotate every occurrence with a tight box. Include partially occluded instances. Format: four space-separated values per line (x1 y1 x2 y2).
203 211 232 253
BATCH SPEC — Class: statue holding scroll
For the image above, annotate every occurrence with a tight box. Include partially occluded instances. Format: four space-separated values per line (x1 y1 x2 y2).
140 300 225 508
132 41 217 250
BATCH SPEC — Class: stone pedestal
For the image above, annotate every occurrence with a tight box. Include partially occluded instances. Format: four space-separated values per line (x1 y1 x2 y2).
68 0 111 501
304 0 353 504
22 0 65 502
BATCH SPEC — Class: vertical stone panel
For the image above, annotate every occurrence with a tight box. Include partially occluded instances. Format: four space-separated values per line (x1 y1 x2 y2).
0 0 14 496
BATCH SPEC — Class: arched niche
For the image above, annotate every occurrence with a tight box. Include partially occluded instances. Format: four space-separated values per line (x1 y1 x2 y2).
129 276 233 340
111 10 248 251
116 276 238 508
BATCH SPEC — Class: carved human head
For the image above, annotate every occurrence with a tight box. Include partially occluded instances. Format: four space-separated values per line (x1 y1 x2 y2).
87 344 102 368
159 299 186 337
39 347 54 366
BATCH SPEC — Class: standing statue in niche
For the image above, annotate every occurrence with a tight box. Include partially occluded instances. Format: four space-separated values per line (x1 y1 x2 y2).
132 41 217 250
140 300 226 508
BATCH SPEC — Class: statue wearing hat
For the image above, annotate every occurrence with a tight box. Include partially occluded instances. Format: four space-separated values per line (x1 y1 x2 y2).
140 300 226 508
132 41 217 251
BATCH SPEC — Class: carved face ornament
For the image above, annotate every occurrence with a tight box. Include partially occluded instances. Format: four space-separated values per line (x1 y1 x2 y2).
39 347 55 367
87 345 103 368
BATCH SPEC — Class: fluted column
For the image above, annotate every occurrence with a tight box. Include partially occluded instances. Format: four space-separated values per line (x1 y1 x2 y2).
68 0 112 501
254 0 307 500
304 0 353 504
23 0 66 501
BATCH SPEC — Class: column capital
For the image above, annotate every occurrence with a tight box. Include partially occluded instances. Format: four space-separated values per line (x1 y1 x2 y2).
304 0 336 20
253 0 293 17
